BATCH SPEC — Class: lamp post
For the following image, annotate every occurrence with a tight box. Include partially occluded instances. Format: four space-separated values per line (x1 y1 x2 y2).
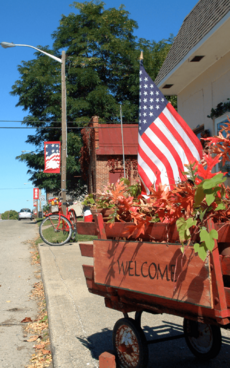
1 42 67 209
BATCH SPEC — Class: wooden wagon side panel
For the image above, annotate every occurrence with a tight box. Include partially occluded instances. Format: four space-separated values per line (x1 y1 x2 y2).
94 240 212 308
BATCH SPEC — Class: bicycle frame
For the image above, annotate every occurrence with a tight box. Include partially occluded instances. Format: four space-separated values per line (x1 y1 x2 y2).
45 201 76 231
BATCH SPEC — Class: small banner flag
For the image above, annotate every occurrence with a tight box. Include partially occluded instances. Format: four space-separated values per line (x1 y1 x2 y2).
33 188 39 200
44 141 61 174
138 62 203 194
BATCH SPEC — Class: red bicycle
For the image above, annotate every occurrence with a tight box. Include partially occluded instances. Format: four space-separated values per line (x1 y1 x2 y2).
39 196 77 246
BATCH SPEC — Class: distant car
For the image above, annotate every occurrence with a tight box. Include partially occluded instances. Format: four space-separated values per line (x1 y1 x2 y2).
18 208 33 221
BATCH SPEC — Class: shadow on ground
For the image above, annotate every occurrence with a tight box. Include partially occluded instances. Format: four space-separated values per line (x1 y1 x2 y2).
77 321 230 368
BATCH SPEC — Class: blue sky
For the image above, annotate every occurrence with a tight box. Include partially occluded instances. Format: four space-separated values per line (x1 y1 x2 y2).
0 0 198 213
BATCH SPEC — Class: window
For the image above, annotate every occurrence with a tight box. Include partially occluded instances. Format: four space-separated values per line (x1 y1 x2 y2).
193 125 204 139
109 169 124 184
215 113 230 176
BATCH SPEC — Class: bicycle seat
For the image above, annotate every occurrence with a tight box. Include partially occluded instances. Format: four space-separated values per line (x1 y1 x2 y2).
63 201 74 206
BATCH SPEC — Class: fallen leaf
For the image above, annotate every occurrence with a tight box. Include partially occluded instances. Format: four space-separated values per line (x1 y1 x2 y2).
27 335 39 342
21 317 32 323
34 344 45 349
42 349 51 354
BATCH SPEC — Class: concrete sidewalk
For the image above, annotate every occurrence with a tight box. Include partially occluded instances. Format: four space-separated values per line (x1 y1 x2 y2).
38 242 121 368
39 241 230 368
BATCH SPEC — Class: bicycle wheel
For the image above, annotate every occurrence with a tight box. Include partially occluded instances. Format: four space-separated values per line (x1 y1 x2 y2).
39 215 72 246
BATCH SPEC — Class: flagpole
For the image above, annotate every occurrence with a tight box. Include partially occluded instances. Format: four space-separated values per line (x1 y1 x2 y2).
138 51 148 194
120 104 126 178
140 50 143 61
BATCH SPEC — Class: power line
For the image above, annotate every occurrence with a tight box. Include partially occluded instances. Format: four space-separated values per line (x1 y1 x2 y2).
0 120 138 125
0 125 137 129
0 127 62 129
0 188 34 190
0 120 86 123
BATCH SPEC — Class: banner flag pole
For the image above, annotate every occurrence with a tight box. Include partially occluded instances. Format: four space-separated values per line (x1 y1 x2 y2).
120 104 126 178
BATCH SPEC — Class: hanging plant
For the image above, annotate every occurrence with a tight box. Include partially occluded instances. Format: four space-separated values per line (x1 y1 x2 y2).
207 99 230 119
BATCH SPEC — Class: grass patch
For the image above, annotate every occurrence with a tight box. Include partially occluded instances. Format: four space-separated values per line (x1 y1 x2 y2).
35 218 44 225
38 224 71 245
36 216 97 244
36 233 97 245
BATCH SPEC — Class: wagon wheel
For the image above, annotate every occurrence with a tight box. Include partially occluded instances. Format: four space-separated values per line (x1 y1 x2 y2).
135 311 143 327
113 318 148 368
183 318 222 360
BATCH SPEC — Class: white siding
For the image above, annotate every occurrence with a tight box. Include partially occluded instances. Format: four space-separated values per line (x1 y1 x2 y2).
177 50 230 135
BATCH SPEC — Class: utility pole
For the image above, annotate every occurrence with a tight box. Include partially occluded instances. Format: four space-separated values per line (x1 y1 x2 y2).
61 50 67 212
39 189 42 216
0 43 67 210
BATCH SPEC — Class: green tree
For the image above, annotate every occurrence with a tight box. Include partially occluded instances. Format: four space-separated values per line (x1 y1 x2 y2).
2 210 18 220
12 1 174 195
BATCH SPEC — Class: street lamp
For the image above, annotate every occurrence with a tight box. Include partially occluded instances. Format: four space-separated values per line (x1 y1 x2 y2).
1 41 67 208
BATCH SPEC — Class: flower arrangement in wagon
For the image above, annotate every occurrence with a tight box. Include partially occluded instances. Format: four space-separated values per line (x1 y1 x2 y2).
87 118 230 261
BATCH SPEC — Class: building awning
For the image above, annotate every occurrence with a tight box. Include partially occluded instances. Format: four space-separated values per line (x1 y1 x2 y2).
155 0 230 95
96 124 138 155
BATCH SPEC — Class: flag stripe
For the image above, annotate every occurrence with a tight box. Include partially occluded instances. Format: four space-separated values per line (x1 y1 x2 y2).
138 146 158 187
153 116 189 167
160 108 199 164
142 129 180 188
166 103 202 160
138 134 169 187
150 119 186 181
138 163 153 192
138 145 157 184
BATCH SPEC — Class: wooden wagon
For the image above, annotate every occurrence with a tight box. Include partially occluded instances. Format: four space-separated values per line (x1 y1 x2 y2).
77 214 230 367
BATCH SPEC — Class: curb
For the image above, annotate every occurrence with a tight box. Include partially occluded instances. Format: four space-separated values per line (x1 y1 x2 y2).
38 243 56 367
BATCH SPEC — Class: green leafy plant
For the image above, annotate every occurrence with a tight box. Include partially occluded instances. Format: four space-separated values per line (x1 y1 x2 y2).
42 204 50 213
82 194 95 207
194 228 218 261
207 99 230 119
176 218 197 253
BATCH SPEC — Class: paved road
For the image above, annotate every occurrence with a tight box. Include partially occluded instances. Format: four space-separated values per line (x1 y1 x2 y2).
39 241 230 368
0 220 39 368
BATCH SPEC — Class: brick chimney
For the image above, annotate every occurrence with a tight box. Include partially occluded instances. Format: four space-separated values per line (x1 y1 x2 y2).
89 116 99 149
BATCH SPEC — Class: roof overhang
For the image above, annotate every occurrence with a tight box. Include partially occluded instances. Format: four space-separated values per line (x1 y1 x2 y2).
157 11 230 95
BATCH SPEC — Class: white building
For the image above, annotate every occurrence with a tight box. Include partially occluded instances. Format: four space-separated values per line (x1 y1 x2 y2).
156 0 230 141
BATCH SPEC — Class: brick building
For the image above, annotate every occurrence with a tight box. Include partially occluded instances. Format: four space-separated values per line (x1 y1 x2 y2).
80 116 138 193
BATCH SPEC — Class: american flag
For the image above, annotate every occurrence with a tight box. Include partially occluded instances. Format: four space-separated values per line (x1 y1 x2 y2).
138 63 203 193
44 141 61 174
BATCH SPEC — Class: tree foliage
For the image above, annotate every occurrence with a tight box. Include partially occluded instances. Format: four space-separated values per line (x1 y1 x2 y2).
12 1 174 195
2 210 18 220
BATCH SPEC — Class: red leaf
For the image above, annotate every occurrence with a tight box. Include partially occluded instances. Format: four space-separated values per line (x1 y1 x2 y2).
42 349 51 354
21 317 32 323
